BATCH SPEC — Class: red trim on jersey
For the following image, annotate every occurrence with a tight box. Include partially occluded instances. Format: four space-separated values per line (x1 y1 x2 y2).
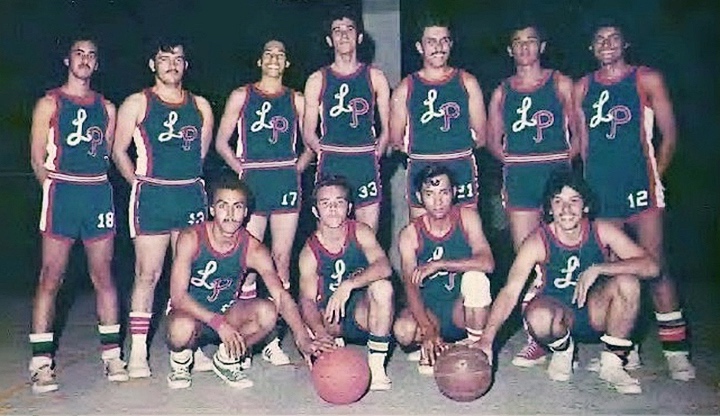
417 207 461 243
250 83 288 100
543 218 590 250
508 69 553 94
365 65 377 134
635 66 660 210
414 68 458 86
319 69 328 138
327 63 366 80
593 65 636 86
236 85 252 162
201 222 244 259
590 221 611 261
148 88 189 109
50 91 63 168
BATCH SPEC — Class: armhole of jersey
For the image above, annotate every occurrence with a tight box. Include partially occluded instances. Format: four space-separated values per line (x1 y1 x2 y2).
635 66 653 108
239 229 250 275
191 224 203 262
537 225 550 264
591 221 610 260
456 207 471 244
139 89 151 125
412 218 424 258
458 69 469 95
48 90 61 130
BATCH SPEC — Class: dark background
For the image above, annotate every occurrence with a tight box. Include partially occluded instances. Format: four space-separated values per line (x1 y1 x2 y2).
0 0 717 308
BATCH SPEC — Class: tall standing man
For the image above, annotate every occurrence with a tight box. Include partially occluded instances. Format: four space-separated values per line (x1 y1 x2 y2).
390 16 487 220
303 7 392 230
486 23 578 368
574 22 694 381
113 38 214 378
215 39 312 366
29 37 128 393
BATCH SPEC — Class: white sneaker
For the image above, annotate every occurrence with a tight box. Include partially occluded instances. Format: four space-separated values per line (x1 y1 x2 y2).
664 351 696 381
212 355 254 389
261 338 291 366
512 338 548 368
240 356 252 370
193 348 213 372
547 338 574 382
369 373 392 391
103 358 129 382
167 366 192 389
127 356 151 378
406 349 421 362
599 351 642 394
587 345 641 372
30 362 59 394
418 362 434 376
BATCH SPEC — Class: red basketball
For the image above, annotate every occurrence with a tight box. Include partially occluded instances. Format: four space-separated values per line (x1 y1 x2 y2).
311 347 370 405
434 344 492 402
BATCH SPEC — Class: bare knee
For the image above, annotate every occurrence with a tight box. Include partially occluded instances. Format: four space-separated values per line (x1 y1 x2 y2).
254 299 279 330
38 261 67 294
525 298 567 342
393 312 417 346
368 279 394 306
134 264 163 288
612 275 641 303
166 313 199 351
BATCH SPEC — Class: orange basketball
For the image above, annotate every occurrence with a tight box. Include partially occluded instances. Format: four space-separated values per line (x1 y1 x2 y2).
434 344 492 402
311 347 370 405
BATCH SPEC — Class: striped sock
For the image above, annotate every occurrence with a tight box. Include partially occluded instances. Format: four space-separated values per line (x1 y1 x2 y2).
29 332 55 368
238 281 257 300
656 310 689 353
466 327 483 343
367 334 391 374
601 334 633 365
129 311 152 358
98 324 121 361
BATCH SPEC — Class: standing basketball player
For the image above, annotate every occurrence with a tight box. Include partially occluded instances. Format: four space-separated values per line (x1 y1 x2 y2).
113 38 214 378
393 164 495 375
215 40 312 367
477 170 659 394
486 23 578 368
298 175 394 390
574 22 694 380
303 7 391 230
390 16 487 220
28 37 128 393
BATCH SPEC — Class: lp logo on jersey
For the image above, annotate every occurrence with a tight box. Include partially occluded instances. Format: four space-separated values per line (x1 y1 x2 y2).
511 97 554 143
329 259 346 292
66 108 105 157
420 89 461 132
250 101 289 144
190 260 234 302
158 110 199 150
589 90 632 139
329 83 370 128
554 255 580 289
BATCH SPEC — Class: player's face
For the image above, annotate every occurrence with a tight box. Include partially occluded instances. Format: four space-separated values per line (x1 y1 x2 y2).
151 46 186 85
211 189 248 235
417 26 452 69
314 185 350 229
259 41 288 78
66 40 98 81
550 186 586 231
508 27 545 66
419 174 455 219
592 26 626 65
327 18 362 54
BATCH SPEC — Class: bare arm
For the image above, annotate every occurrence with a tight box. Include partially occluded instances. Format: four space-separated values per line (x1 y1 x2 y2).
247 237 312 346
298 244 330 338
593 221 660 278
370 67 392 157
463 71 488 149
481 232 544 344
293 91 315 172
29 96 56 184
399 225 434 330
214 88 247 175
572 78 590 162
103 99 117 151
194 95 215 160
389 78 410 152
486 84 506 162
640 69 677 177
302 71 324 154
555 73 580 160
112 92 145 184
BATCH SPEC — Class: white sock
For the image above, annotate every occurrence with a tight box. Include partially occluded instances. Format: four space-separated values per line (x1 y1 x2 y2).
170 349 192 370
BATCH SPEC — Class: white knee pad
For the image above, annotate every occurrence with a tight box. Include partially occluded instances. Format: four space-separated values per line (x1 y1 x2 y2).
461 271 492 308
